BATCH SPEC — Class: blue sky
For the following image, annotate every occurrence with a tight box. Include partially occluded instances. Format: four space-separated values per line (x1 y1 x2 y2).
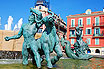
0 0 104 30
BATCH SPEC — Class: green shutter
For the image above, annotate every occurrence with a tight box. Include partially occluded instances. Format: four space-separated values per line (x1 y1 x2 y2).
94 28 95 34
99 28 100 34
98 38 99 45
74 31 75 35
88 19 89 25
90 29 92 34
87 19 90 25
86 29 87 34
71 20 75 27
95 17 99 26
87 19 88 25
95 38 99 45
89 39 91 45
73 20 75 27
70 31 71 36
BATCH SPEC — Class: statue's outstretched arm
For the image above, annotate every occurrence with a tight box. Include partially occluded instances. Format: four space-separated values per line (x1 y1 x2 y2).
5 26 23 41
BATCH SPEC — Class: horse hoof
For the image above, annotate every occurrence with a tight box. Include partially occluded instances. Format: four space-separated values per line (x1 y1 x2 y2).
37 67 41 69
47 67 53 69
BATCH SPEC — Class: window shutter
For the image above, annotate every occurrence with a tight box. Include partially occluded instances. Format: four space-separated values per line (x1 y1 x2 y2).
90 29 92 34
87 18 90 25
99 28 100 34
73 20 75 27
87 19 88 25
86 29 87 34
88 19 91 25
97 38 99 45
94 28 95 34
95 38 99 45
95 17 99 26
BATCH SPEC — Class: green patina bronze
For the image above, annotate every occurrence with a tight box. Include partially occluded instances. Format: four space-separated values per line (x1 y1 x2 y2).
30 9 63 68
61 27 93 60
39 10 63 68
4 7 93 69
5 8 43 68
5 8 62 68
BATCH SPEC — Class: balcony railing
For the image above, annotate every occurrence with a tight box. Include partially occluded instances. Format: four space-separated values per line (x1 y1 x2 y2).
93 23 104 27
93 33 104 38
69 34 76 37
69 24 84 28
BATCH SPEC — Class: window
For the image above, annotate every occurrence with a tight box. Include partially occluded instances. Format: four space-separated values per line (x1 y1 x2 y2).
78 18 83 26
95 17 99 26
95 38 99 45
87 18 91 25
71 19 75 27
70 30 75 37
71 39 74 44
39 6 41 9
94 28 100 36
96 28 99 34
70 30 75 35
87 38 91 45
86 28 92 34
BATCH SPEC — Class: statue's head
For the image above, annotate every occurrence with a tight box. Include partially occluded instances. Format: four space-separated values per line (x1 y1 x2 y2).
30 8 42 20
28 14 35 23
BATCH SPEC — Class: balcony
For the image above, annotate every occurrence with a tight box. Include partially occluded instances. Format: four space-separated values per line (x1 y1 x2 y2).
69 34 76 38
69 24 84 29
93 23 104 27
93 33 104 38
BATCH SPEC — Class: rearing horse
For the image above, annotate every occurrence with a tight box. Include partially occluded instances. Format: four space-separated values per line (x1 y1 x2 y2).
34 10 63 68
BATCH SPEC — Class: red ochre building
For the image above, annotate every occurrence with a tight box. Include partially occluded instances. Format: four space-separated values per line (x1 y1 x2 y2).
67 9 104 55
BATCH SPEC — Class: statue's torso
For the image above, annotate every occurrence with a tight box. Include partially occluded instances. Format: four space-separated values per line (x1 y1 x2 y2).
22 23 38 42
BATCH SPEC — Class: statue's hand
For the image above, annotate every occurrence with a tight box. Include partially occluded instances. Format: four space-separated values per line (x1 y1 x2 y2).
4 36 10 41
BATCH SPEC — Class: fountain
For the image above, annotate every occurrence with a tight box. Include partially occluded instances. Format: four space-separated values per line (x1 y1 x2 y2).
0 6 104 69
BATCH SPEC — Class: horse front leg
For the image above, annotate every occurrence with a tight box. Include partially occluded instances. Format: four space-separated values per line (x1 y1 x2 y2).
51 42 63 65
43 43 53 68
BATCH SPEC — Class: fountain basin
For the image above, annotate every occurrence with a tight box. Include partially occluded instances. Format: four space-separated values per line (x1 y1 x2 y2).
0 58 104 69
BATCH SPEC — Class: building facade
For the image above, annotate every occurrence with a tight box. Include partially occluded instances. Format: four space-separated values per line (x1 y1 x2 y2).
67 9 104 55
